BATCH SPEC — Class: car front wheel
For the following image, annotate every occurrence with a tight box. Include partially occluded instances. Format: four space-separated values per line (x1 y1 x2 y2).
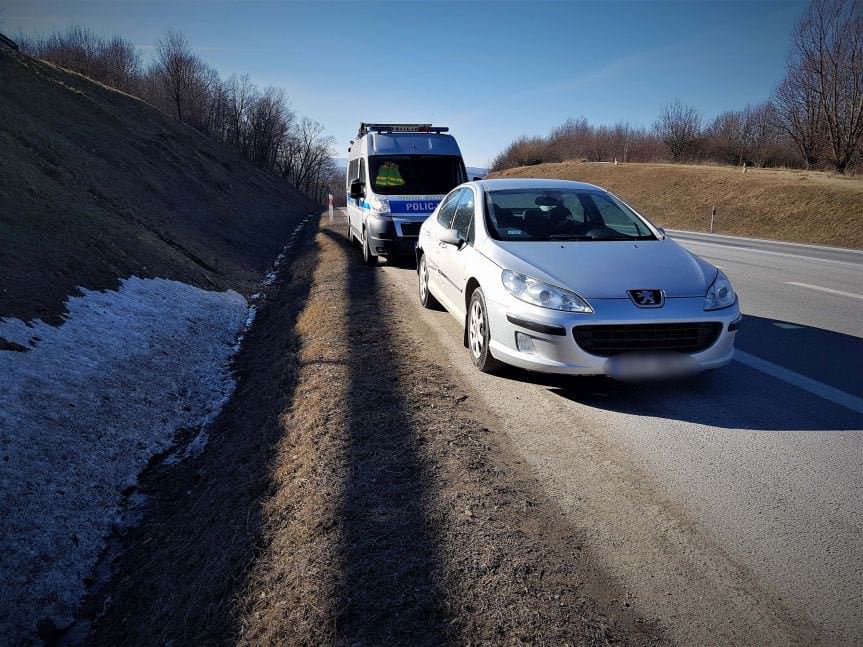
468 288 502 373
418 254 441 309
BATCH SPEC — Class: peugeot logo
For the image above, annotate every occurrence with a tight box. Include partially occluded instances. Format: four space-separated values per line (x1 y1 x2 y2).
627 289 665 308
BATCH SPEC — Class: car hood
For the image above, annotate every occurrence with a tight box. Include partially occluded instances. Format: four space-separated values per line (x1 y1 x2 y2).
485 238 717 299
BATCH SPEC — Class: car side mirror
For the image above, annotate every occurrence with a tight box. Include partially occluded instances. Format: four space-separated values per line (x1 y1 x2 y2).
349 178 364 200
657 227 666 237
440 228 464 247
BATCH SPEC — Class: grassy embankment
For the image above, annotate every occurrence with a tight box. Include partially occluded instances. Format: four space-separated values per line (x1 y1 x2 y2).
493 161 863 249
0 47 315 325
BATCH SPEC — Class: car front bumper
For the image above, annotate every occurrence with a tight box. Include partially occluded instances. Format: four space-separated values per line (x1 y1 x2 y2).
485 295 741 377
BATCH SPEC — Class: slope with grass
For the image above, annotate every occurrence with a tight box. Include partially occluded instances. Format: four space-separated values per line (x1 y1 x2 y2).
0 47 316 325
493 161 863 249
0 47 316 643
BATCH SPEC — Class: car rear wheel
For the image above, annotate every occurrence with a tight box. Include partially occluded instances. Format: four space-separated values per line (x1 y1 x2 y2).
418 254 441 309
468 288 502 373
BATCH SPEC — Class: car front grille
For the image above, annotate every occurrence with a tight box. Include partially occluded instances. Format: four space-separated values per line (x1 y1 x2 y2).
399 222 422 237
572 322 722 356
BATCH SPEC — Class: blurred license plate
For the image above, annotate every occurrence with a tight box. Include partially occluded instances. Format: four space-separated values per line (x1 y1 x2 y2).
607 352 698 381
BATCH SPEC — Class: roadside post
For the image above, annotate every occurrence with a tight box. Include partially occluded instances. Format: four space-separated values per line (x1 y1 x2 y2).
328 193 334 224
709 206 717 233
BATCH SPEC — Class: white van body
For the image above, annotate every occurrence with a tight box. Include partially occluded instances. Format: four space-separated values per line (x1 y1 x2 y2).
346 123 467 263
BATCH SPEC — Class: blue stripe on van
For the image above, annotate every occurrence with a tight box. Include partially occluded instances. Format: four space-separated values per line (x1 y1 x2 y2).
389 200 440 214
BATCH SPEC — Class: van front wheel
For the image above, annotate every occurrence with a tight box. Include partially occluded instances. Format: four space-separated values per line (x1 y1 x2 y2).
362 229 378 266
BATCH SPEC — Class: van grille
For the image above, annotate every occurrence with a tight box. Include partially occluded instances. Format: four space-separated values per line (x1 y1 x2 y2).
572 322 722 356
400 222 422 237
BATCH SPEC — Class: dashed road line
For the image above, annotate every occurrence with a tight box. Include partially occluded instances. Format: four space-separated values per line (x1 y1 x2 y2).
735 350 863 416
785 282 863 301
678 239 863 268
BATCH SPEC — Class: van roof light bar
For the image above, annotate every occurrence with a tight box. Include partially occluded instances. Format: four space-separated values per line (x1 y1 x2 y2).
357 123 449 138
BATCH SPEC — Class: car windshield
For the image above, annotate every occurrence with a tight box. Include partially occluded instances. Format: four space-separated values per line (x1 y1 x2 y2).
369 155 465 196
484 188 655 241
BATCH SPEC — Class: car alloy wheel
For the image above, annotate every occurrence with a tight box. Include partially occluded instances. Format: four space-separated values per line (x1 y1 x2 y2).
469 298 484 358
467 289 502 372
420 257 429 298
418 255 440 309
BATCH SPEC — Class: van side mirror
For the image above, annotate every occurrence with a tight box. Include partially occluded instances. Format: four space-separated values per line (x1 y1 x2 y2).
439 228 464 247
349 178 364 200
472 176 483 182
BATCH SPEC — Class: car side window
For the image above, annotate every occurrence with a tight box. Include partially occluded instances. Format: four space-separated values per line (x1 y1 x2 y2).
451 189 475 243
358 158 367 184
437 189 462 228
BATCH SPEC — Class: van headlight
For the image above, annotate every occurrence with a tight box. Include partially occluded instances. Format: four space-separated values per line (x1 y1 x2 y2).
704 270 736 310
501 270 593 313
369 196 390 214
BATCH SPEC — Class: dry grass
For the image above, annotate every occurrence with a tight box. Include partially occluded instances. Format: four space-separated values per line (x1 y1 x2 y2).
84 217 668 645
493 161 863 249
234 219 669 645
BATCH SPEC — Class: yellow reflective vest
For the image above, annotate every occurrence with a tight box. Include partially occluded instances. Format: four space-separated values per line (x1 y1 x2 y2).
375 162 405 188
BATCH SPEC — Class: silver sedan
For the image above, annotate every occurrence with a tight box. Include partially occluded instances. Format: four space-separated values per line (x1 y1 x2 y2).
416 178 741 378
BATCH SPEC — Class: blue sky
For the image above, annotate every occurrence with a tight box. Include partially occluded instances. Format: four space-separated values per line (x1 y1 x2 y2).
3 0 805 167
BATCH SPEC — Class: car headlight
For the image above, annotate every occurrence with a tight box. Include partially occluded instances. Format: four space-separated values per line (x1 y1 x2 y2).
704 270 736 310
369 196 389 214
501 270 593 313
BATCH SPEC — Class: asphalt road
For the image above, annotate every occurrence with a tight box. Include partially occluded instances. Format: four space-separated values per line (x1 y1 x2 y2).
357 215 863 646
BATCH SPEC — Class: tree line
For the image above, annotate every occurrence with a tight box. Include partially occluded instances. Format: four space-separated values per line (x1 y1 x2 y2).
17 27 340 203
492 0 863 174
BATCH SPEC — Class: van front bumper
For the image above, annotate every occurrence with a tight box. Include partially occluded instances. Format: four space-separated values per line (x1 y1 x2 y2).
367 215 419 257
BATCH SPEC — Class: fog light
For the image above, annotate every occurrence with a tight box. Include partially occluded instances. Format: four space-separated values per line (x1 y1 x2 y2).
515 332 536 353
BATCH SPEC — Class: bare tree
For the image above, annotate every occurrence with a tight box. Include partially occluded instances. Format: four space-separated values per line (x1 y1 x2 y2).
16 26 368 205
654 100 703 161
791 0 863 172
610 122 634 162
773 67 824 168
17 26 141 93
154 31 197 123
490 135 554 171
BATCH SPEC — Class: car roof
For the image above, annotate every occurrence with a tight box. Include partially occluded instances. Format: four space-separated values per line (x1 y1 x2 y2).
473 178 605 192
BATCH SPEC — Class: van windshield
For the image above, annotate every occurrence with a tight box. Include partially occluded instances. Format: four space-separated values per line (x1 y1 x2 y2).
369 155 465 195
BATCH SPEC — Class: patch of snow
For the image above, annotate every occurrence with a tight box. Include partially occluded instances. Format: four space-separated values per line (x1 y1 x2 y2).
0 277 248 641
0 211 317 642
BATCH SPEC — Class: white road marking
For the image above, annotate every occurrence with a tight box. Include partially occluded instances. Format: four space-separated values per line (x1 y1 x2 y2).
773 322 804 330
678 239 863 268
785 282 863 301
734 350 863 415
667 229 863 254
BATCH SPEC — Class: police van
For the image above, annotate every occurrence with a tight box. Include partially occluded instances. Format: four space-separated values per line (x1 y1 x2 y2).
347 123 467 265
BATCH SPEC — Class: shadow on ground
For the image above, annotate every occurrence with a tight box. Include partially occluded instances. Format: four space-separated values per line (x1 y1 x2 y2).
324 228 450 643
495 315 863 431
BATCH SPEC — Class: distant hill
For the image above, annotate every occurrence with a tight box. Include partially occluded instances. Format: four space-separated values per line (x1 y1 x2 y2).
492 161 863 249
0 47 316 324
